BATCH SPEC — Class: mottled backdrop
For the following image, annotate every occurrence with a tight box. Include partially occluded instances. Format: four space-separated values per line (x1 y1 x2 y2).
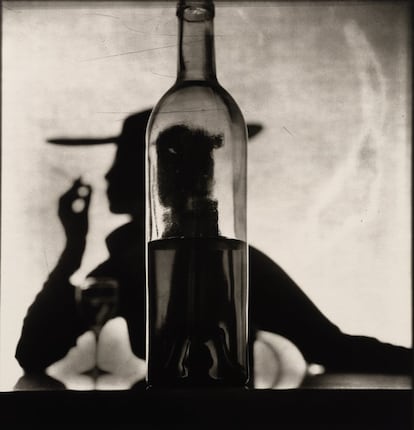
1 1 411 389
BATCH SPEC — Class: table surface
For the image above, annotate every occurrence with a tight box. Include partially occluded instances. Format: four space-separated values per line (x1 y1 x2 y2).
3 375 413 429
300 372 412 389
12 370 412 391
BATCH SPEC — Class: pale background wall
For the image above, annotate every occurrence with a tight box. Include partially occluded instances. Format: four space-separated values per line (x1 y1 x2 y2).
1 1 411 389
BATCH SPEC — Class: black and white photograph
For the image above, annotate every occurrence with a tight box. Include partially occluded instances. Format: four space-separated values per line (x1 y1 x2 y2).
0 0 411 427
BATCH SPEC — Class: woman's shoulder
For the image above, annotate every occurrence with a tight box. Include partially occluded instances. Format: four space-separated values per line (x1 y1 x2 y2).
248 244 278 266
248 244 294 284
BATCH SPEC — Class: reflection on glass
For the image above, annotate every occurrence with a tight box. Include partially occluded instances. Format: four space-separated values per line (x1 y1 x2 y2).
75 276 119 379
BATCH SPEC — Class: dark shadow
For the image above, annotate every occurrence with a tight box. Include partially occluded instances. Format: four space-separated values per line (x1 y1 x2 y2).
13 110 411 390
14 373 66 391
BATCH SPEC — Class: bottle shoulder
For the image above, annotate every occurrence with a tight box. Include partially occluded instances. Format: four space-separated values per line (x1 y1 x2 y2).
155 80 244 117
147 79 247 143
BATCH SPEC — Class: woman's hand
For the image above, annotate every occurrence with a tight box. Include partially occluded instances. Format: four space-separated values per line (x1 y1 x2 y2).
52 178 92 277
58 178 92 244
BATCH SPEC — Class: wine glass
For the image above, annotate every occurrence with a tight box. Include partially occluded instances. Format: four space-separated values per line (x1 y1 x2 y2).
75 276 119 380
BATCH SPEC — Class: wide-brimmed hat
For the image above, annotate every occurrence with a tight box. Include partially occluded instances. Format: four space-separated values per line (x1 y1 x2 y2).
47 109 263 146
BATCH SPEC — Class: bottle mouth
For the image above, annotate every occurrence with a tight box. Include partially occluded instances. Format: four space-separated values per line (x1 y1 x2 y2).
176 0 215 20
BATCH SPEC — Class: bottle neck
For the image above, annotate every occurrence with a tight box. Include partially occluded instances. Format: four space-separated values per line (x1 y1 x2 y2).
176 1 217 82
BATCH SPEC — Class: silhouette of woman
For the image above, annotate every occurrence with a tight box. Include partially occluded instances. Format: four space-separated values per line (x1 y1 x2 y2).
15 110 411 377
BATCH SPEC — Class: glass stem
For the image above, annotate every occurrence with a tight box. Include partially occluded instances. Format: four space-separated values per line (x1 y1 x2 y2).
92 326 101 383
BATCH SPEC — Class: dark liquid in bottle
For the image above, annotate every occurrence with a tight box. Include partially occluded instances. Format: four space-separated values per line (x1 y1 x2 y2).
147 237 249 388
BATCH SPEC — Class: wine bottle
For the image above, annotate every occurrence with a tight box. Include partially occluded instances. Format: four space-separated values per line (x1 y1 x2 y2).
145 0 249 389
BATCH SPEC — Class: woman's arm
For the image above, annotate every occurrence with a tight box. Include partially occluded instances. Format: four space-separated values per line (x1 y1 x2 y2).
249 246 411 374
15 179 92 372
15 277 86 372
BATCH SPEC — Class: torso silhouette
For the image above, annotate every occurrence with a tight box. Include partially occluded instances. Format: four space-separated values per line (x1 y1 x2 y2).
16 219 412 375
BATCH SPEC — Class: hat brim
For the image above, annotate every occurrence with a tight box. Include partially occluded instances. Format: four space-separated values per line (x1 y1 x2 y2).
47 123 263 146
47 136 118 146
247 123 263 139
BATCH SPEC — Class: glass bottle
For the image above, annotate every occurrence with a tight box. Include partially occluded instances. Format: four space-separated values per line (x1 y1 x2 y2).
145 0 249 388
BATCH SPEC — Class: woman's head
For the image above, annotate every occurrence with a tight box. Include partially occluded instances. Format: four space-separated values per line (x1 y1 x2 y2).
48 109 261 218
105 110 152 217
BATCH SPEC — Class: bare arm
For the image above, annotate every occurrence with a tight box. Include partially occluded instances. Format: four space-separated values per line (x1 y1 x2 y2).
249 246 411 374
15 179 92 372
